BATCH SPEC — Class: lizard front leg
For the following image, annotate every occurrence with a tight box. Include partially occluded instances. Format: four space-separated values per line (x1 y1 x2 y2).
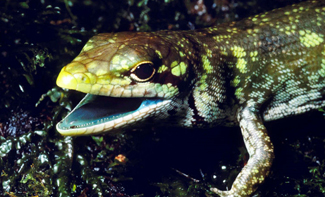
211 105 274 197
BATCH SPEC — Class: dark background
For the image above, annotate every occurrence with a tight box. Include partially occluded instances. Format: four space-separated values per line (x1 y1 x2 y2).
1 0 325 196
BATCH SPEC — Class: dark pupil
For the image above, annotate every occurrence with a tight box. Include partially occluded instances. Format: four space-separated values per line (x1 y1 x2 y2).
134 63 154 80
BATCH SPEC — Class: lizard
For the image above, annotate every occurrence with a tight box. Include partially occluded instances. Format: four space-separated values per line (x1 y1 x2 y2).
55 1 325 196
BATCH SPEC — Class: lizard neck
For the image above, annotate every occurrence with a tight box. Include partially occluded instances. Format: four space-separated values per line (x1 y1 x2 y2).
186 31 239 127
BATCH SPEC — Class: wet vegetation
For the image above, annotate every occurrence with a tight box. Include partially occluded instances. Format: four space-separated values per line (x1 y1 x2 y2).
1 0 325 196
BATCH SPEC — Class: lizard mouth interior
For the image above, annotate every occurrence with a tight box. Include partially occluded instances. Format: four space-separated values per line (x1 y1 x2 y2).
56 93 165 135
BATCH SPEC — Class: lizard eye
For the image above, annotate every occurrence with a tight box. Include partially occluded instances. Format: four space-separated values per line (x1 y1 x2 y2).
130 61 155 82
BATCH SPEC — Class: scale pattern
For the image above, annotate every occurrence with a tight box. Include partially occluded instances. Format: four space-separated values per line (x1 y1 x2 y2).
56 1 325 196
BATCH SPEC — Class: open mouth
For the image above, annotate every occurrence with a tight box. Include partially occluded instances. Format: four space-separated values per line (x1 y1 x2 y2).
56 94 169 136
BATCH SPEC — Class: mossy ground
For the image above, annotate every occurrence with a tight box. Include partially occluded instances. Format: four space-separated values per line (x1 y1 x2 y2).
1 0 324 196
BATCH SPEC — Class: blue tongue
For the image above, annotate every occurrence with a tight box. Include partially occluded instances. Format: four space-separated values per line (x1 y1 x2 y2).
58 93 166 130
61 94 143 127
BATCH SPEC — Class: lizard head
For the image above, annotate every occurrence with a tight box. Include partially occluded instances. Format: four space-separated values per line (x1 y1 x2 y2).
56 32 195 135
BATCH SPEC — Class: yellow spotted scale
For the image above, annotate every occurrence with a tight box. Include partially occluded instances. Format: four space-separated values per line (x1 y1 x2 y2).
56 1 325 196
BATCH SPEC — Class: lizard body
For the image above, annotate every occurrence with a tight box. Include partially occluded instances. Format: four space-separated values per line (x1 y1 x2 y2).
56 1 325 196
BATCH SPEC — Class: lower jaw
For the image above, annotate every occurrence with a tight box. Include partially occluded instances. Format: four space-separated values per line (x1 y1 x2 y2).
56 93 168 136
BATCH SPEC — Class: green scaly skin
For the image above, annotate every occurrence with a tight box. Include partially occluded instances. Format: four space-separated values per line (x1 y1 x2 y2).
56 1 325 196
